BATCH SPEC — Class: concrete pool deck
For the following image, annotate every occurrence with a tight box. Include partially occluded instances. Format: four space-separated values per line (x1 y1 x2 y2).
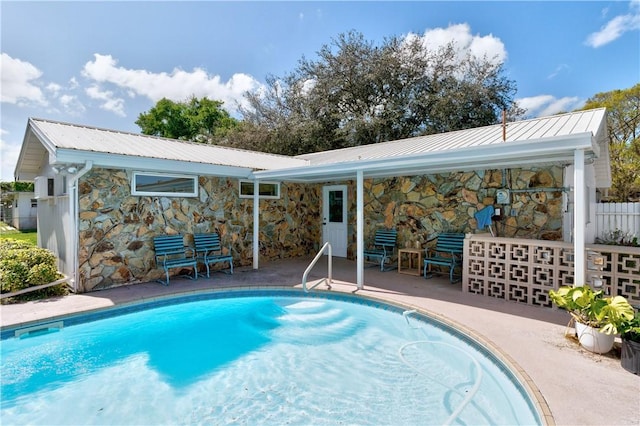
1 256 639 425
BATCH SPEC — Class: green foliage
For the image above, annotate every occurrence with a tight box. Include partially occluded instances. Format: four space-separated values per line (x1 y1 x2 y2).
0 226 38 246
620 312 640 343
236 30 521 155
581 84 640 202
549 285 635 335
136 96 239 143
0 238 66 300
595 229 639 247
0 181 35 192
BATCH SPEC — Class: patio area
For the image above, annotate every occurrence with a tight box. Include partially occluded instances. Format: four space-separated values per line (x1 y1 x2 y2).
1 256 638 425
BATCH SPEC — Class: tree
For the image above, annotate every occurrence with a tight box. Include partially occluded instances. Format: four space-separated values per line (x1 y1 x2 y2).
237 31 521 155
136 96 238 143
581 84 640 202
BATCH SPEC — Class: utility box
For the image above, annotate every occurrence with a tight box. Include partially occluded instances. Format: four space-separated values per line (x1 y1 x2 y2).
34 176 54 199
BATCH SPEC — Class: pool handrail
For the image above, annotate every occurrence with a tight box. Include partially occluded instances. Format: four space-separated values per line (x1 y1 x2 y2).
302 242 332 292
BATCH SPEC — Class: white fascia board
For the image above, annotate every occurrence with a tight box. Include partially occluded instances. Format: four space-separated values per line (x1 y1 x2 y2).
27 119 59 154
54 150 254 178
253 132 594 182
14 125 54 180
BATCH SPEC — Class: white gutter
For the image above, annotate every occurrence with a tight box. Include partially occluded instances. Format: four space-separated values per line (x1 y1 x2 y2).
68 161 93 292
573 150 585 286
54 150 255 179
252 133 594 182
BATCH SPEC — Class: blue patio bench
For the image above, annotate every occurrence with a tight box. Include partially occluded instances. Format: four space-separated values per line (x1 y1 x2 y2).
153 234 198 286
194 233 234 277
423 232 465 283
363 229 398 271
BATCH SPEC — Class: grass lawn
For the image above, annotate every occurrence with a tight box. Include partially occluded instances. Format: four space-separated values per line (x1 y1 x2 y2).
0 221 37 246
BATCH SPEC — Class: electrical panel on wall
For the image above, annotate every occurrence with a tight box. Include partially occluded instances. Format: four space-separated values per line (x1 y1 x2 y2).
496 189 510 204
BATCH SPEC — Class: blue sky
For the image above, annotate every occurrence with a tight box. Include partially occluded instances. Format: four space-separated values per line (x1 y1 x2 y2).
2 1 639 181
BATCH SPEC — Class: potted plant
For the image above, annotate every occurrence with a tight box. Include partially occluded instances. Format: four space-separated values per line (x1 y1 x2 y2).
549 285 635 354
620 311 640 374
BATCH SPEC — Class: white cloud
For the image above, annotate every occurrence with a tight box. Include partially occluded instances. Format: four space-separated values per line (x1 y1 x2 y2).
585 0 640 47
46 82 62 96
0 131 21 181
85 85 125 117
0 53 47 106
407 23 507 65
547 64 570 80
59 94 86 116
81 54 263 115
517 95 584 118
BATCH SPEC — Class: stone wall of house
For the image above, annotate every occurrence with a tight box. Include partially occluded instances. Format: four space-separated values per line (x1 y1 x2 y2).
77 168 321 292
76 166 564 292
351 166 565 256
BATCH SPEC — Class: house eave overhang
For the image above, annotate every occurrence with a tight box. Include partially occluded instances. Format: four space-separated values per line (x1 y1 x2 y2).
252 132 596 182
52 149 254 178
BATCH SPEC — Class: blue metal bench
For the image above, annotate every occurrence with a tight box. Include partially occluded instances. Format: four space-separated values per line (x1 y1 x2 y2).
363 229 397 271
153 234 198 286
194 233 233 277
423 232 465 283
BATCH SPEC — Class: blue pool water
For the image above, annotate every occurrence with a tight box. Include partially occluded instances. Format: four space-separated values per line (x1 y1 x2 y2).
1 291 542 425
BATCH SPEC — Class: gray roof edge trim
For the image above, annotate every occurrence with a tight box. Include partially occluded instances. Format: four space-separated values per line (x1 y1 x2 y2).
55 150 253 178
253 132 594 180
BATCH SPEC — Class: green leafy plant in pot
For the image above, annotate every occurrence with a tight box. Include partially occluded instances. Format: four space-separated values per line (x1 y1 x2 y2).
620 311 640 374
549 285 634 354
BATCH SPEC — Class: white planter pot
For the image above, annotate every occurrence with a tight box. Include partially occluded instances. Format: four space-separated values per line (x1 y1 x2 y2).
575 321 615 354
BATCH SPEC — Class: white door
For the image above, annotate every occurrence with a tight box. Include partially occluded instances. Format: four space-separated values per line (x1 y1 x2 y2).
322 185 348 257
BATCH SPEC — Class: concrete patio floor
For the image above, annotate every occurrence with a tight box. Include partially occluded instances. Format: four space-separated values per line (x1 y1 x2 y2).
1 256 639 425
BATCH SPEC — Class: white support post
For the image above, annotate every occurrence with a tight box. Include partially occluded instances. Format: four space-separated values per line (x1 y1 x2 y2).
68 161 92 293
252 180 259 270
574 149 586 286
357 170 364 289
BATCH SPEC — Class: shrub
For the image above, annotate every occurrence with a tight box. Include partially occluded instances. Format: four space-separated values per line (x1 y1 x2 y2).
0 238 67 301
595 229 639 247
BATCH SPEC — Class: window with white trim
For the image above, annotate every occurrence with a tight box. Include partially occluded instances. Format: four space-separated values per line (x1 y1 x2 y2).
239 180 280 199
132 172 198 197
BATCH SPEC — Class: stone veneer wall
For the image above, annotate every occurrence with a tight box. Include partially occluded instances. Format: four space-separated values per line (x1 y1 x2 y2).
76 166 564 292
353 166 565 257
77 168 321 292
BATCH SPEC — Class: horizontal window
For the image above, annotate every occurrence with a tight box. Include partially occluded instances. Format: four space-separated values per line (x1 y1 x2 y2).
132 172 198 197
239 180 280 199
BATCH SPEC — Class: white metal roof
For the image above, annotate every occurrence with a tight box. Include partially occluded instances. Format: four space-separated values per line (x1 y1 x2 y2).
298 108 606 165
15 118 308 180
254 108 609 183
15 109 610 186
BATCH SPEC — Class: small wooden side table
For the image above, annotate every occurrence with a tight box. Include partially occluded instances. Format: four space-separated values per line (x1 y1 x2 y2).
398 248 423 276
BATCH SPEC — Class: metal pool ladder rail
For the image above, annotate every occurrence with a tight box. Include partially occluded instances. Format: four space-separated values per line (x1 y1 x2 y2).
302 242 332 292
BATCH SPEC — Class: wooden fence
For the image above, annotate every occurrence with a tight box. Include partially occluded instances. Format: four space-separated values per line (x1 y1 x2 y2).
595 202 640 241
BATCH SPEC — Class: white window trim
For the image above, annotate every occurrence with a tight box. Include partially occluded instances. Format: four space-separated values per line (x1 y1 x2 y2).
239 180 280 199
132 172 198 197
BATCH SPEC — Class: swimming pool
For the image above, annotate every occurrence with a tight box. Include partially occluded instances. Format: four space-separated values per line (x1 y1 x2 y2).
1 290 542 425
